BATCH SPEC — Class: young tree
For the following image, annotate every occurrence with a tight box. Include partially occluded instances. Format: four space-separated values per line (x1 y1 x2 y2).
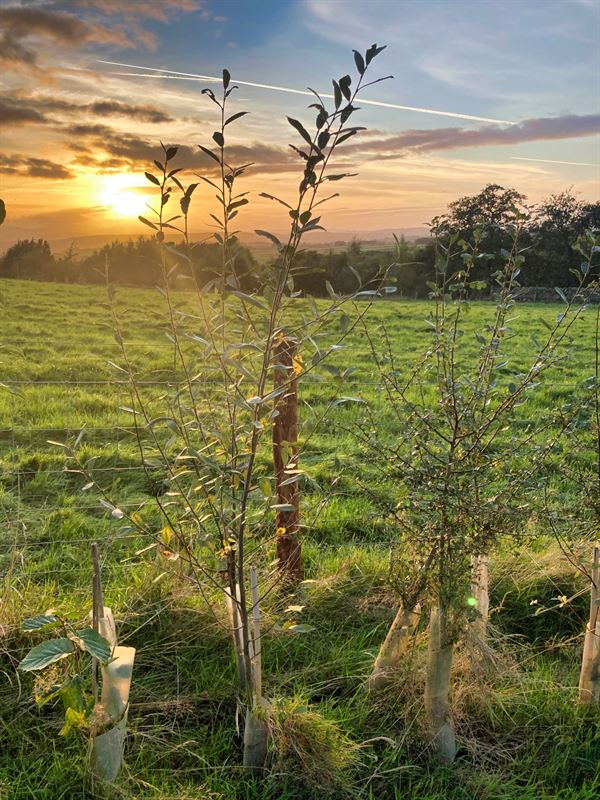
72 46 392 770
362 211 598 761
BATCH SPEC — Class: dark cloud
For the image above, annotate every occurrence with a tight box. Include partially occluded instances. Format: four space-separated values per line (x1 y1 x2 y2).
87 100 172 123
0 94 173 127
72 0 204 21
0 154 74 179
63 122 301 174
344 114 600 158
0 97 47 126
0 5 149 72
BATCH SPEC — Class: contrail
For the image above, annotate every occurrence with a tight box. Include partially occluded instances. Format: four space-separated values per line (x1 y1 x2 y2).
98 60 516 126
511 156 596 167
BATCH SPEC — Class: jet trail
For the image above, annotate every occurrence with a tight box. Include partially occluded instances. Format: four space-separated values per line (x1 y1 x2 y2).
511 156 596 167
98 59 515 126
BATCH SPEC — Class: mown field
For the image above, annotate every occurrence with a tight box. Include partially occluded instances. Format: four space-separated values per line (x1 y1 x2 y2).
1 277 599 800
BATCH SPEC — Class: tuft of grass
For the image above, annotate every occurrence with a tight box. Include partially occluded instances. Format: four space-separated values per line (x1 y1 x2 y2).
267 697 359 795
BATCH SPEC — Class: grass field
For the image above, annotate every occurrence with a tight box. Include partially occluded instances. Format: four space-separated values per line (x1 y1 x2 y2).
1 278 599 799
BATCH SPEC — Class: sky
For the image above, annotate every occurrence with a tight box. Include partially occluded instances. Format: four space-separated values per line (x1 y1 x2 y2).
0 0 599 246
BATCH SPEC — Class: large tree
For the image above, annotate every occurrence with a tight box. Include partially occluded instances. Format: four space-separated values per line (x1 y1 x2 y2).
526 191 600 285
0 238 55 280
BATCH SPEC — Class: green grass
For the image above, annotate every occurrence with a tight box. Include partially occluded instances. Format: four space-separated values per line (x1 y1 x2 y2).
1 278 599 799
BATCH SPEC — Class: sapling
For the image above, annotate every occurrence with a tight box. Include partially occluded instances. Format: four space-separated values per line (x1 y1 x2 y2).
362 211 598 760
72 45 392 770
18 612 111 738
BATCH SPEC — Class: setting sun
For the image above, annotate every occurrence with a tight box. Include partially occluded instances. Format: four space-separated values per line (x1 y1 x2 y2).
99 173 152 218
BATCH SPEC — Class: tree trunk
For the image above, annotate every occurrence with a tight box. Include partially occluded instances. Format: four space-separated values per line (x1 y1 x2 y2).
368 604 420 691
272 334 301 580
424 605 456 763
579 543 600 704
470 554 489 638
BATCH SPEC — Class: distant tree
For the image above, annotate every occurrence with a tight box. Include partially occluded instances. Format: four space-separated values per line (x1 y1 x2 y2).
526 190 600 285
0 238 54 280
430 184 528 284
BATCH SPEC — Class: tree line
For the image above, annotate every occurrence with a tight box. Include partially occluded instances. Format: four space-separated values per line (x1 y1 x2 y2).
1 185 598 295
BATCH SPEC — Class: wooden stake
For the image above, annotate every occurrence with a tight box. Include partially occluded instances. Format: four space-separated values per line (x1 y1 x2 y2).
578 543 600 704
272 334 301 580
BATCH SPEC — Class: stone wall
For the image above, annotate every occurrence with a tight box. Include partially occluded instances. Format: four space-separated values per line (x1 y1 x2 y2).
494 286 600 303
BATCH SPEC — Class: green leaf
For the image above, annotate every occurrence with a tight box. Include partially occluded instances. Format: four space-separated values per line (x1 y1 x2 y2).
213 131 224 148
287 117 313 146
339 74 352 101
225 111 247 126
232 291 268 310
223 68 231 90
332 80 342 109
198 144 220 164
353 49 365 74
554 286 568 303
0 198 5 226
59 706 87 738
287 624 316 634
60 676 86 713
22 614 59 632
19 638 74 671
75 628 111 663
255 229 282 248
333 396 364 406
144 171 161 186
138 216 158 231
365 44 386 65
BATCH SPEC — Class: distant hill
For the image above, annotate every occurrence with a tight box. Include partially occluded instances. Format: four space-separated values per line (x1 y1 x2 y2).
4 227 429 256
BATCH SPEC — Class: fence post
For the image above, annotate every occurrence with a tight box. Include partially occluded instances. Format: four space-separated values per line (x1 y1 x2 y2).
272 334 301 581
578 543 600 704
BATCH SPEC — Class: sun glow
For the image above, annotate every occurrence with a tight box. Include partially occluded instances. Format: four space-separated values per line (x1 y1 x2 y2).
99 174 152 218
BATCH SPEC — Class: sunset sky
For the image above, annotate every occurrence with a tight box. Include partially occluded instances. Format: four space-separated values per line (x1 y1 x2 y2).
1 0 599 247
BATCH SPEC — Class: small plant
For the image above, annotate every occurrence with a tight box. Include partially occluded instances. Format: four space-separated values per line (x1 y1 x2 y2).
18 612 111 737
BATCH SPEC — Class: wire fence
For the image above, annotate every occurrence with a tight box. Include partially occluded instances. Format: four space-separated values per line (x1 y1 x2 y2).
1 367 596 620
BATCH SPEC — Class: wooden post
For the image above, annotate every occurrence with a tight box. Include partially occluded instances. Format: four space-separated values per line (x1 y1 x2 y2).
272 334 301 580
579 543 600 704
